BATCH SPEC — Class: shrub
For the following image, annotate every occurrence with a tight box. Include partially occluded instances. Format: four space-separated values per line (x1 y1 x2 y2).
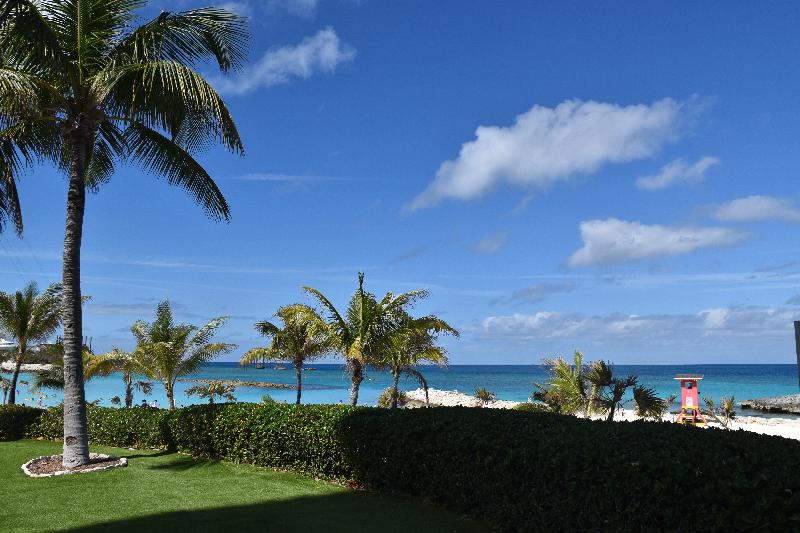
377 387 407 408
512 402 548 413
0 405 44 440
474 387 496 403
338 407 800 532
31 405 173 449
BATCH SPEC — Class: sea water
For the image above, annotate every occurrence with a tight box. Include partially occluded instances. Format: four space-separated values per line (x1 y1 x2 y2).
11 363 800 413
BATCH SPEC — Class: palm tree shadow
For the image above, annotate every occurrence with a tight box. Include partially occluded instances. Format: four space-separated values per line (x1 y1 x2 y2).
119 449 174 460
145 456 221 472
60 492 483 533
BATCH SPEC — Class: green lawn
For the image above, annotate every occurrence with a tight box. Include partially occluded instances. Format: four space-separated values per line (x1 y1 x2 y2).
0 440 483 533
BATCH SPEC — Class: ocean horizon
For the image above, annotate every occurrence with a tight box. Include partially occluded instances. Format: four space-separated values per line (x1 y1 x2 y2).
13 363 800 414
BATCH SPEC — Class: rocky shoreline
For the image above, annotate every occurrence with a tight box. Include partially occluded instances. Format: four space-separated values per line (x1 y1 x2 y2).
740 395 800 414
405 388 521 409
0 362 53 373
178 378 297 390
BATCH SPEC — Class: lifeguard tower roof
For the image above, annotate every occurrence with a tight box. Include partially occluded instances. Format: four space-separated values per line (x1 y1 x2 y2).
673 374 703 380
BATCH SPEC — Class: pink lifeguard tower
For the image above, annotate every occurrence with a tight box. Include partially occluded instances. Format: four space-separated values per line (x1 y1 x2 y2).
674 374 707 425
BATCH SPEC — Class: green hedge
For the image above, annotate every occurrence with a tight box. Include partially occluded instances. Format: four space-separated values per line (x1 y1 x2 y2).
0 405 43 440
339 408 800 531
33 405 173 449
18 403 800 531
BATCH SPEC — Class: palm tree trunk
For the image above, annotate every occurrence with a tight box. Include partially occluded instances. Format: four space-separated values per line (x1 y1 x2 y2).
124 372 133 408
166 382 175 410
7 352 23 405
391 369 400 409
349 360 363 406
62 130 90 468
295 362 302 405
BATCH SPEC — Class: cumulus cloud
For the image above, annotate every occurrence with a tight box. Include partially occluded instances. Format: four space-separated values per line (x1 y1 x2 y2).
409 98 688 210
567 218 747 267
473 231 509 255
214 28 355 95
509 282 576 304
478 306 798 341
711 195 800 223
636 156 719 190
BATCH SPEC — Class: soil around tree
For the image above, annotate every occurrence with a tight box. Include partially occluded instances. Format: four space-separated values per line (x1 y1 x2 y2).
22 453 127 477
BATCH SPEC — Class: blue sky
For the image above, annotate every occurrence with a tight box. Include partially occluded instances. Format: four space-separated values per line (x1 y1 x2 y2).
3 0 800 364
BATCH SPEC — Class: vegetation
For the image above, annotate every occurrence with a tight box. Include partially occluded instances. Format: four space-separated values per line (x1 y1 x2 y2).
474 387 496 404
130 300 235 410
376 312 457 409
292 273 431 405
534 352 667 421
0 0 246 467
185 380 236 404
261 393 277 404
377 387 407 408
0 439 482 533
240 306 330 404
0 404 42 440
85 348 152 407
9 403 800 530
704 395 737 428
0 282 62 404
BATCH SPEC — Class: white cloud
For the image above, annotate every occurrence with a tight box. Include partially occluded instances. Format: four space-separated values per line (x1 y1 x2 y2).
636 156 719 190
409 98 687 210
218 1 254 17
712 195 800 223
214 27 355 95
509 282 576 303
478 306 798 342
473 231 509 255
567 218 747 267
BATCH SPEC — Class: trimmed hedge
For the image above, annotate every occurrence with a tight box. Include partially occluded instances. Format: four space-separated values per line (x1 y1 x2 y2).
339 408 800 531
0 405 43 440
15 403 800 531
33 405 173 449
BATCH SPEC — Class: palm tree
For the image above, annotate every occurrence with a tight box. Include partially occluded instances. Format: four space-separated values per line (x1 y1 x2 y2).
296 273 429 406
240 305 329 404
185 380 235 404
377 314 457 409
0 282 62 404
533 351 594 416
85 348 151 407
132 300 235 410
0 2 246 466
586 360 665 422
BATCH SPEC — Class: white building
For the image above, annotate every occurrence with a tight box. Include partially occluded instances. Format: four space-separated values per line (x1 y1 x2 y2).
0 338 15 352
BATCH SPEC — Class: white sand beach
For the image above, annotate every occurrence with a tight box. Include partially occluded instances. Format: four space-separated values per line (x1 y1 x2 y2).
407 388 800 441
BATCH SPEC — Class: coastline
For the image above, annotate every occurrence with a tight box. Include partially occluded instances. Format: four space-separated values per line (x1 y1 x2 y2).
1 362 53 373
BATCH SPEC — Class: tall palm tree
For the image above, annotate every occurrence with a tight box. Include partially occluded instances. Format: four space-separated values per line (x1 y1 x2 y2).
0 1 246 466
378 314 458 409
240 305 329 405
132 300 234 410
296 273 429 406
0 282 62 404
85 348 150 407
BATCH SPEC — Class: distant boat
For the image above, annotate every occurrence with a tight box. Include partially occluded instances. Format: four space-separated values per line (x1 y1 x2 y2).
274 364 287 370
255 363 265 369
305 367 317 371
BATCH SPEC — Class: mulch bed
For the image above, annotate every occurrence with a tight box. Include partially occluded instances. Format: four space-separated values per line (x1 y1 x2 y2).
22 454 127 477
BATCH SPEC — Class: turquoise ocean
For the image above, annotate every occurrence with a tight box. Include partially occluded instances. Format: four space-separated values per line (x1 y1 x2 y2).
12 363 800 415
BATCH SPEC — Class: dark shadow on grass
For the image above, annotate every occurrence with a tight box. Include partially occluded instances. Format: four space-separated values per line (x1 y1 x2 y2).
118 449 174 460
145 456 221 472
59 492 483 533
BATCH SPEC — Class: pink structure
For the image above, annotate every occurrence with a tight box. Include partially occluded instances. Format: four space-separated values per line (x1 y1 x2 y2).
674 374 707 425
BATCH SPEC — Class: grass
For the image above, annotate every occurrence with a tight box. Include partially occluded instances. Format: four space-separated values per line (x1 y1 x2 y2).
0 440 483 533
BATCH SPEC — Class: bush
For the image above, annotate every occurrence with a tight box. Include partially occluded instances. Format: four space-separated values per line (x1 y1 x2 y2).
22 403 800 531
512 402 548 413
474 387 496 403
377 387 407 408
338 408 800 531
0 405 44 440
31 405 173 449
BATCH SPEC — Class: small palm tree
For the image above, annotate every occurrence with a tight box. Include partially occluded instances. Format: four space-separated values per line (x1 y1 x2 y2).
299 273 430 406
240 305 329 404
587 360 665 422
377 315 457 408
533 351 594 416
132 300 235 410
0 1 246 467
85 348 151 407
185 380 235 404
0 282 62 404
